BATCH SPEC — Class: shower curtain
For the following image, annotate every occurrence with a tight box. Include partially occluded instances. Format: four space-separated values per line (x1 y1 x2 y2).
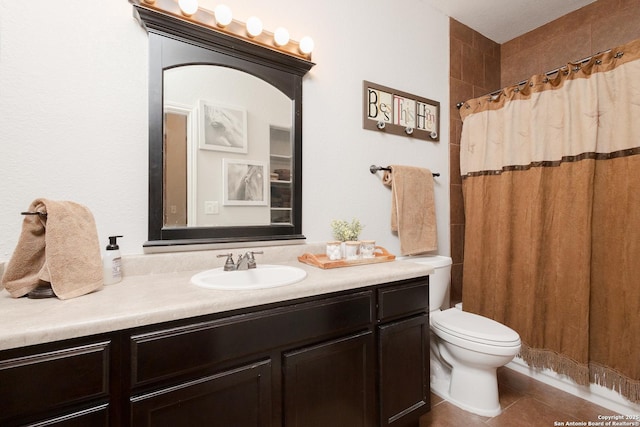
459 38 640 403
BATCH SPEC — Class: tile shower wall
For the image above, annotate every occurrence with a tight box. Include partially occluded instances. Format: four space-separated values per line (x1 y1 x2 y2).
448 0 640 307
448 20 500 307
501 0 640 87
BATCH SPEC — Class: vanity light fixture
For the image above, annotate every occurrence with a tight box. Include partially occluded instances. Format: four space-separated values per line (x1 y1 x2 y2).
178 0 198 17
214 4 232 27
299 36 315 55
130 0 314 60
246 16 263 38
274 27 290 47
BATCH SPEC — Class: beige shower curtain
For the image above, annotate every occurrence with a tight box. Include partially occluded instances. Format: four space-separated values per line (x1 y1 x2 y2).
459 38 640 403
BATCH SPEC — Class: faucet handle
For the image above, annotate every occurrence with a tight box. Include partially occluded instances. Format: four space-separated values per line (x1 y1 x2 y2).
217 253 235 271
247 251 263 269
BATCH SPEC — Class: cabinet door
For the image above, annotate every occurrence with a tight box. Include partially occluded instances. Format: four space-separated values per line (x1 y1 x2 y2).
283 331 374 427
22 404 109 427
378 314 429 427
0 340 111 426
130 359 271 427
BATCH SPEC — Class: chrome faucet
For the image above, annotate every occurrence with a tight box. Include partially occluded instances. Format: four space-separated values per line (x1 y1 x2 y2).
217 251 263 271
236 251 263 270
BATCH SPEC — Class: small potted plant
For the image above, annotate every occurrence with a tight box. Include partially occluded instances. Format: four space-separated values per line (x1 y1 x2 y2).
330 219 363 259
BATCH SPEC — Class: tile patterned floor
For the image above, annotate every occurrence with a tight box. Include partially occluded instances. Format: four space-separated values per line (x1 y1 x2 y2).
419 367 624 427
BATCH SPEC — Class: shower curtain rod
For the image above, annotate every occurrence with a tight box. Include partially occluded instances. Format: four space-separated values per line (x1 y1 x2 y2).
456 48 613 110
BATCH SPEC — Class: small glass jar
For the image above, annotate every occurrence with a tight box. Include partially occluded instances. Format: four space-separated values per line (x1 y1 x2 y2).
360 240 376 259
326 241 342 260
344 241 361 260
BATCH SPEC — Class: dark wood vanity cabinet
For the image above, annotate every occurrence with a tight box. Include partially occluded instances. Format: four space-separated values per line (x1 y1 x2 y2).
283 331 375 427
0 276 429 426
378 281 431 427
127 290 375 426
130 359 273 426
0 334 118 427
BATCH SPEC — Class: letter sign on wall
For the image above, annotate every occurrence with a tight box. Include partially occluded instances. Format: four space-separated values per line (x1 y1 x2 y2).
363 80 439 141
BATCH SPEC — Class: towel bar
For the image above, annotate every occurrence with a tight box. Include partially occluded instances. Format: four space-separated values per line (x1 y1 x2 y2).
21 211 47 217
369 165 440 177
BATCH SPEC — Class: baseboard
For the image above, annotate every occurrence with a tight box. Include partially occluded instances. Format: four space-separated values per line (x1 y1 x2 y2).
506 357 640 415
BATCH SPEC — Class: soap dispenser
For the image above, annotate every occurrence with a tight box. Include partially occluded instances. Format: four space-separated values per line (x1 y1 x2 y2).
103 235 123 285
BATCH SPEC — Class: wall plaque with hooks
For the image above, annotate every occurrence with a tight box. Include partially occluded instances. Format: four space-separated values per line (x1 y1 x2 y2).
362 80 440 141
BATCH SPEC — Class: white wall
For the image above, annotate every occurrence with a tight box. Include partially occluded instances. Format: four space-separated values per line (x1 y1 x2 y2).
0 0 450 260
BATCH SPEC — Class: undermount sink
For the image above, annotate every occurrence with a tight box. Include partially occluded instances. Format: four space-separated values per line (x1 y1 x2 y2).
190 265 307 290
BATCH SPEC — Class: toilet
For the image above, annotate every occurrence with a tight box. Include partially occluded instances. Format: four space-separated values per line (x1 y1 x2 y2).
402 255 521 417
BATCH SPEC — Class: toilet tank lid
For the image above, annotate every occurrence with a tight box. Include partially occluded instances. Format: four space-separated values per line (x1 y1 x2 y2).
400 255 452 268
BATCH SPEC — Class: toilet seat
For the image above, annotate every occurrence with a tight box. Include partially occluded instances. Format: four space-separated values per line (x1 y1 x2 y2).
431 308 520 347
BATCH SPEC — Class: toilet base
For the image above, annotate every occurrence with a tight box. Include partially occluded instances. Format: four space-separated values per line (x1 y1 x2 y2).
430 340 503 417
431 377 502 417
430 363 502 417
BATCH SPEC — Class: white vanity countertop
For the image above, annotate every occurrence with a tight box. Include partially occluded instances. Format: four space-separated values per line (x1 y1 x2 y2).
0 250 433 351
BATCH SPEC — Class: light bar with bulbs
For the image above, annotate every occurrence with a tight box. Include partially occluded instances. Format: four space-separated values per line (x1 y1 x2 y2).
136 0 314 60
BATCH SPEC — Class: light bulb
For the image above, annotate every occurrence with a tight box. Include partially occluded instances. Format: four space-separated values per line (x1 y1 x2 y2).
246 16 263 37
299 36 314 55
214 4 232 27
178 0 198 17
273 27 290 47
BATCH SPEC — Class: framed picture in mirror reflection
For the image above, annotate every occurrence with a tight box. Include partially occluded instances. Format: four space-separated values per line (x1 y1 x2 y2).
199 100 248 153
222 158 268 206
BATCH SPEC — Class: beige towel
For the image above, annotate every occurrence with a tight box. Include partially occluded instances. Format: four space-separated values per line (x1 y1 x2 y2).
383 165 437 255
2 199 103 299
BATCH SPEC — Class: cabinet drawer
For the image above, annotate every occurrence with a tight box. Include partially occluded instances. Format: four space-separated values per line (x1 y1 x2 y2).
377 278 429 322
130 291 372 388
0 341 110 424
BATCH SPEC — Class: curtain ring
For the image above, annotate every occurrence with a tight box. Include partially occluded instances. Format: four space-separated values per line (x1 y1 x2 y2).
543 77 549 83
595 59 602 65
614 51 624 58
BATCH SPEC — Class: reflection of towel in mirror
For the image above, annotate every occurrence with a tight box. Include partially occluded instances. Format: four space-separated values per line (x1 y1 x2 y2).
383 166 437 255
2 199 103 299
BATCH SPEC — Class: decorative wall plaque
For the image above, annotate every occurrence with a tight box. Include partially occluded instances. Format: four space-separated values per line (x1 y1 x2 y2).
363 80 440 141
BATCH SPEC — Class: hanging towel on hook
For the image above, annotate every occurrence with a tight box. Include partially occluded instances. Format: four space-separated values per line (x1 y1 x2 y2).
2 199 103 299
383 165 437 255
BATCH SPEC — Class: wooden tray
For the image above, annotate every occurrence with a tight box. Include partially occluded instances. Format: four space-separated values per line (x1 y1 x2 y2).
298 246 396 269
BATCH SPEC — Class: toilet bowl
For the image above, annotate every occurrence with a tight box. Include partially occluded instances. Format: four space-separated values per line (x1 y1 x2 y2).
400 255 521 417
430 308 521 416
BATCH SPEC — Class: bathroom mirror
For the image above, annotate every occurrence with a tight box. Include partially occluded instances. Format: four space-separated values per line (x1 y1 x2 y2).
132 4 314 248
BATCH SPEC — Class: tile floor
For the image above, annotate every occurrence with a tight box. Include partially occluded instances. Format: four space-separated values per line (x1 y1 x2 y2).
419 367 623 426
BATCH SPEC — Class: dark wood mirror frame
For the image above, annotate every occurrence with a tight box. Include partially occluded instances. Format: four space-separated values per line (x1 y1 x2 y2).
132 3 314 249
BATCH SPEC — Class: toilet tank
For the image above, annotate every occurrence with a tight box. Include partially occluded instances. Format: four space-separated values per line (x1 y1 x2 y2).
401 255 452 312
